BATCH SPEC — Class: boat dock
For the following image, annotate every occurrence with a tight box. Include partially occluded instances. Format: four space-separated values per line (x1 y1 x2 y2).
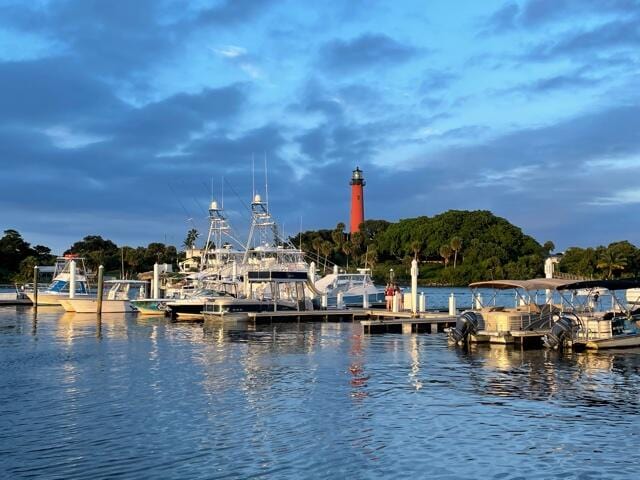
243 308 457 334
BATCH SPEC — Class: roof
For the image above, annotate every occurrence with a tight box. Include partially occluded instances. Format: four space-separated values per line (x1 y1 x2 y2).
556 278 640 291
469 278 574 291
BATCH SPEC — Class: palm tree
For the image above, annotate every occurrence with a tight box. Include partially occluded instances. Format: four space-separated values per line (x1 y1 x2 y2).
320 241 333 273
342 242 352 271
183 228 199 250
450 237 462 269
410 240 421 260
597 249 627 279
365 245 378 270
311 237 322 265
439 244 452 268
331 222 345 251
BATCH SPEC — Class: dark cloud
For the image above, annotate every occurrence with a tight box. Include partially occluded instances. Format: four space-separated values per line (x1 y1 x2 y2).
486 0 639 32
319 33 418 72
0 0 181 77
420 69 457 94
196 0 277 26
0 58 125 126
525 16 640 60
501 68 602 95
104 84 247 149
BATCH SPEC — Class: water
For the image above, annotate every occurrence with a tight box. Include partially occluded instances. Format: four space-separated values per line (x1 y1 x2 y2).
1 306 639 479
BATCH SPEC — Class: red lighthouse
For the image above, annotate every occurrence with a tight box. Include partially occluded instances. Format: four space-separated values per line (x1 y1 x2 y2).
350 167 365 233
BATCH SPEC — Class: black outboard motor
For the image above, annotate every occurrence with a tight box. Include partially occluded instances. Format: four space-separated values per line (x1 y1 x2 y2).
543 314 575 349
450 311 483 344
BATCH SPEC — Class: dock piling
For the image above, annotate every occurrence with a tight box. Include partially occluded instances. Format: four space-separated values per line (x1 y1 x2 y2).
153 263 160 299
411 259 418 314
419 292 426 312
33 266 38 311
96 265 104 315
448 293 456 315
69 259 76 299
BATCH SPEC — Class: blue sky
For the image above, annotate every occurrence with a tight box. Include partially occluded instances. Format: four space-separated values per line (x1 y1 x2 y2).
0 0 639 253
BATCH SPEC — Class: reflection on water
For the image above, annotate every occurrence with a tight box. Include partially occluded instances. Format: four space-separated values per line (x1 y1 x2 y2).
1 306 639 479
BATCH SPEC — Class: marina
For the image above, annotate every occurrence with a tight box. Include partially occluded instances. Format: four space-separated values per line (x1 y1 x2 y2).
1 305 639 479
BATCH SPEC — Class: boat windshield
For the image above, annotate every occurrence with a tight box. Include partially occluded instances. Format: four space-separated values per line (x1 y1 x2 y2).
49 280 88 294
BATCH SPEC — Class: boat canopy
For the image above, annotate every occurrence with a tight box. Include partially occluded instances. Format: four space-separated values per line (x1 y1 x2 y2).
469 278 574 291
556 278 640 291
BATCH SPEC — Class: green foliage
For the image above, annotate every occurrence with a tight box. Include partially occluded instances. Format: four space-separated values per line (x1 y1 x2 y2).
291 210 550 285
0 229 55 282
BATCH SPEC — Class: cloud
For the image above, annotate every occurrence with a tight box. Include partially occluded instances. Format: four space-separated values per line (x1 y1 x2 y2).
318 33 418 72
211 44 264 79
524 16 640 60
195 0 277 26
485 0 639 32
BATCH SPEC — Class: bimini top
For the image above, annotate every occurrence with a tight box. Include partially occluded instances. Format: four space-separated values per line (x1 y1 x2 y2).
469 278 574 291
556 278 640 291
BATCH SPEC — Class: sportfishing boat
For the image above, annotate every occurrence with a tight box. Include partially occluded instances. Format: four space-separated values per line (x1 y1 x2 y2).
544 279 640 350
60 280 146 313
26 255 90 306
202 270 311 321
313 267 385 308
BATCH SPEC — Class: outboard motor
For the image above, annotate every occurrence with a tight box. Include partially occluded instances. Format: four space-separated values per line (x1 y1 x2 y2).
449 311 483 344
543 314 575 349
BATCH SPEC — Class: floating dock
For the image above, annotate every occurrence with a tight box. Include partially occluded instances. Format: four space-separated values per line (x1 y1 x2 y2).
242 308 457 334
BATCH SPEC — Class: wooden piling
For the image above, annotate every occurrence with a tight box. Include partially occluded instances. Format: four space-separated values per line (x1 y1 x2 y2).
33 266 38 311
96 265 104 315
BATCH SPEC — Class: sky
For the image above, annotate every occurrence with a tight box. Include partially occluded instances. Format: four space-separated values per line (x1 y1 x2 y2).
0 0 639 254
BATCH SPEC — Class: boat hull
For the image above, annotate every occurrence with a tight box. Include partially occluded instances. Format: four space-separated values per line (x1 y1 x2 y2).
130 299 169 315
583 333 640 350
25 293 67 306
65 299 137 314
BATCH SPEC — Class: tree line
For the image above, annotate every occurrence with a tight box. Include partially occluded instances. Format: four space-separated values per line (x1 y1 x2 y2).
0 229 179 283
290 210 639 285
3 211 638 285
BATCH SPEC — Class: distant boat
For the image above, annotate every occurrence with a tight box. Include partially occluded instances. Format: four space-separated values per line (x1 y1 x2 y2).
26 255 90 306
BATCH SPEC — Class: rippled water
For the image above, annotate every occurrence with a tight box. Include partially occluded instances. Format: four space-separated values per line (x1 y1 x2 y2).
1 306 639 479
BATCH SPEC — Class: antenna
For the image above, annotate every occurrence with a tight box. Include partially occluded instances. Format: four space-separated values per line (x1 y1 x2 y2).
210 177 213 202
221 176 224 209
251 154 255 199
264 152 269 213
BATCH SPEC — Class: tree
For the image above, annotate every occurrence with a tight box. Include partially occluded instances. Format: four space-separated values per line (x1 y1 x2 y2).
597 248 627 279
183 229 199 250
439 244 452 268
411 240 422 260
0 229 35 279
342 242 353 271
450 237 462 268
543 240 555 254
311 236 322 265
331 223 345 252
320 241 333 273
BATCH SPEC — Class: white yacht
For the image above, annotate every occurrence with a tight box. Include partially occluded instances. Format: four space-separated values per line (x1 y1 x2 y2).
26 256 90 306
60 280 146 313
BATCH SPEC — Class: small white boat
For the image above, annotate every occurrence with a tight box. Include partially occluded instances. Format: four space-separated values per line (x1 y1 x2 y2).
26 256 90 306
63 280 147 313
